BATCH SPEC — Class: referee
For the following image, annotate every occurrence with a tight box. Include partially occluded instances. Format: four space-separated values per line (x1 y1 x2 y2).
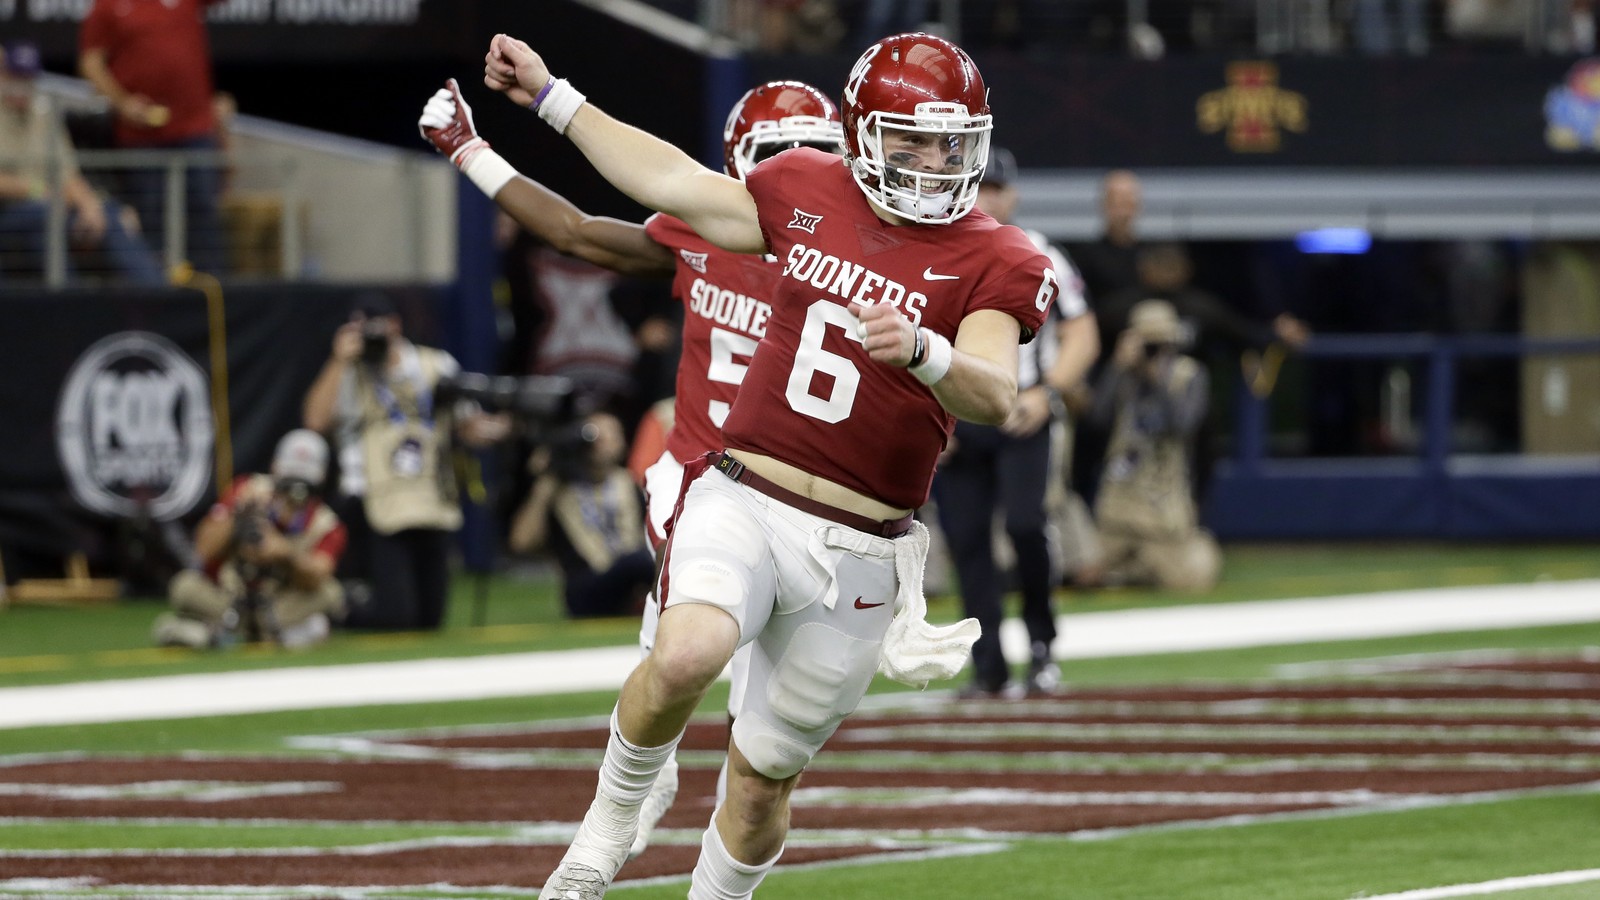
933 148 1100 698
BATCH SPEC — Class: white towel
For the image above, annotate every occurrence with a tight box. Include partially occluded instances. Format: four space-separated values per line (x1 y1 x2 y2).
877 520 981 688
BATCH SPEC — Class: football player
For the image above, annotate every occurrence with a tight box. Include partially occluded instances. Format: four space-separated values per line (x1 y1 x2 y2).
417 77 844 861
484 31 1056 899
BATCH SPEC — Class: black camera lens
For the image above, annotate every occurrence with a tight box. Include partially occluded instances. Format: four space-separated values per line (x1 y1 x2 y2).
361 330 389 366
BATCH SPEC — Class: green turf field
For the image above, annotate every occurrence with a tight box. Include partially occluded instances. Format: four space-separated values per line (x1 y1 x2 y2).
2 541 1596 687
1 542 1597 899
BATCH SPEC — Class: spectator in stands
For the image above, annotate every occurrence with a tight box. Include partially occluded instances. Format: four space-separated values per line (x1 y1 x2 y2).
934 149 1100 699
854 0 931 46
732 0 846 53
509 411 656 619
79 0 227 275
0 41 161 285
1351 0 1431 55
1444 0 1539 49
1078 300 1221 592
1545 0 1596 52
301 294 511 630
153 430 346 649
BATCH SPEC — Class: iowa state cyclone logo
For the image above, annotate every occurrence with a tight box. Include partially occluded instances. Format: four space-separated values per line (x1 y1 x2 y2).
1545 58 1600 151
56 332 215 520
1197 61 1307 153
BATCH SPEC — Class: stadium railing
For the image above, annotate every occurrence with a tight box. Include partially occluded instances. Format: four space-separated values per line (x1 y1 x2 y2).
1208 333 1600 539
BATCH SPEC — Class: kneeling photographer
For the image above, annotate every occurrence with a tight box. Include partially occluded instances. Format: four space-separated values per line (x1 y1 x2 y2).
509 411 654 619
154 430 347 649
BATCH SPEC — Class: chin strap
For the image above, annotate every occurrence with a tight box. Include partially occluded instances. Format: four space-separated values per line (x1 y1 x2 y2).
890 189 954 220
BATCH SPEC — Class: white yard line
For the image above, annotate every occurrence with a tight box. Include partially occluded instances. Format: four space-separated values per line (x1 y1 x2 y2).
1356 868 1600 899
0 580 1596 730
1005 579 1600 663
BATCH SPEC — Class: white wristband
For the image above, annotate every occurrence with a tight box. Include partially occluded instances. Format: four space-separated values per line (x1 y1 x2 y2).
909 328 953 385
534 78 586 134
459 145 518 199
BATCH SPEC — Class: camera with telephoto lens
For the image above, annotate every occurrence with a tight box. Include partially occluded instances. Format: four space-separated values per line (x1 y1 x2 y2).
360 321 390 368
226 501 280 645
433 372 587 436
1141 340 1176 361
233 501 266 550
544 419 605 483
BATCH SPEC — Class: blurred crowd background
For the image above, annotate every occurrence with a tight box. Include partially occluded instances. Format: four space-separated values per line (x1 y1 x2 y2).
1 0 1597 646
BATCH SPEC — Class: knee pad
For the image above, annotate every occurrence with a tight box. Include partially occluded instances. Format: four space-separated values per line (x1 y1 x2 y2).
732 713 813 781
735 622 882 779
767 622 879 731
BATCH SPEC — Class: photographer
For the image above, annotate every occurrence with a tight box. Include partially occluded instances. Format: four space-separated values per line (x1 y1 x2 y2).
509 411 654 619
153 430 346 649
301 294 511 630
1078 300 1222 592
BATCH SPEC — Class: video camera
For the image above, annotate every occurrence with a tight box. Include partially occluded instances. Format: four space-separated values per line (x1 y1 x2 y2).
434 372 592 441
233 501 267 552
543 419 605 483
225 501 281 646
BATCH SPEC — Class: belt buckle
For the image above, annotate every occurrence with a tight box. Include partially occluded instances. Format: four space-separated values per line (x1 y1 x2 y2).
717 453 746 482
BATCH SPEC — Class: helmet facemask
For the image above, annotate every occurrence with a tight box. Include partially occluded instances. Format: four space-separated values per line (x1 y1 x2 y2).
733 115 845 181
849 103 992 225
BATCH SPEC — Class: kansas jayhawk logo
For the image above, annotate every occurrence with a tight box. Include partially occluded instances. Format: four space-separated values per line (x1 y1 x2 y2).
1545 58 1600 151
788 208 824 234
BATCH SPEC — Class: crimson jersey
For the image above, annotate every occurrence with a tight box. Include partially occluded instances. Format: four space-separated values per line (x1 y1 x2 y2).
722 149 1056 509
203 475 347 580
644 213 779 463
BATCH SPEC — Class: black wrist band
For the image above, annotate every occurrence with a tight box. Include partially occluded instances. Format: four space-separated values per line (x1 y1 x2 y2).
909 327 927 367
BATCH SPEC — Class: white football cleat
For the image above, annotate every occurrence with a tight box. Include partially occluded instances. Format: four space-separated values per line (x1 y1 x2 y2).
539 792 638 899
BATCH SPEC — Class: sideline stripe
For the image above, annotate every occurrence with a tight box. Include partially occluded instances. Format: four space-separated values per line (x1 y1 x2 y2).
1356 868 1600 899
0 580 1596 730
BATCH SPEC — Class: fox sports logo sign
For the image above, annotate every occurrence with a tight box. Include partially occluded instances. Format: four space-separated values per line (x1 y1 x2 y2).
56 332 214 520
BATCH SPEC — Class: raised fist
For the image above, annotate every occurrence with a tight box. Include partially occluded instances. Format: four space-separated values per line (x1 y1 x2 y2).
484 33 546 107
418 78 487 166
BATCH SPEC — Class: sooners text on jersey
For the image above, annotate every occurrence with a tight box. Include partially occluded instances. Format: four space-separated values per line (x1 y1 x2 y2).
721 149 1055 510
644 213 778 463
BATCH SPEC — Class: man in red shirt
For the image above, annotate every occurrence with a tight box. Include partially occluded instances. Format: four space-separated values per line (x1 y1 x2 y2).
79 0 226 275
418 76 844 861
485 31 1055 899
154 429 347 650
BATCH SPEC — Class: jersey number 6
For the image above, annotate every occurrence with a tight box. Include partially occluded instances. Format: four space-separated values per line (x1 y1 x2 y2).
785 300 863 424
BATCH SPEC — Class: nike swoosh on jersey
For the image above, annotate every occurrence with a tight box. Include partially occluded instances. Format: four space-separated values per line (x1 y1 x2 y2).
922 267 961 281
854 597 886 609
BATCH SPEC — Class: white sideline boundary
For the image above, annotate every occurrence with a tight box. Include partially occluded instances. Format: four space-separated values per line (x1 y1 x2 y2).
1357 867 1600 899
0 580 1596 730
